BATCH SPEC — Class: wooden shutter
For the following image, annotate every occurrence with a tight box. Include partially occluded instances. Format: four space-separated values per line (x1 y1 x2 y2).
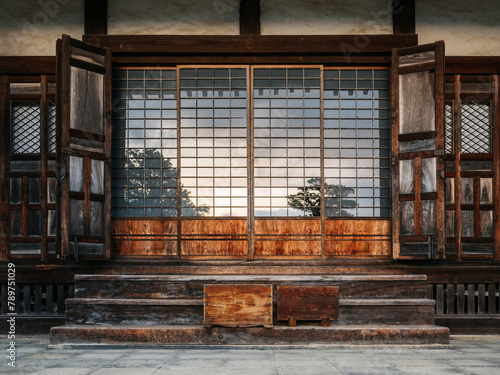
391 41 445 259
56 35 111 260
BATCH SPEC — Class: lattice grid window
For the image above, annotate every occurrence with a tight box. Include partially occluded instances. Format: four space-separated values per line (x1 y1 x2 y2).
11 101 41 154
445 101 453 154
461 101 491 154
48 102 57 153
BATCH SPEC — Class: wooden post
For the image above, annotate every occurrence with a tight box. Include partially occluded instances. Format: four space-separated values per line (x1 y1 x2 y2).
85 0 107 35
240 0 260 36
393 0 415 35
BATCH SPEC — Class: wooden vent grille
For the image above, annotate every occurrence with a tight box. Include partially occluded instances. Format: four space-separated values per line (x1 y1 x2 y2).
429 283 500 315
0 284 75 315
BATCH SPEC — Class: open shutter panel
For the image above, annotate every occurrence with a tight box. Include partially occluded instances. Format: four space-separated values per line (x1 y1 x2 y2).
56 35 111 260
391 41 446 259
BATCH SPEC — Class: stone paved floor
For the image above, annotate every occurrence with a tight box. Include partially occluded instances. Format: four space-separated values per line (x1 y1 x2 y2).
1 335 500 374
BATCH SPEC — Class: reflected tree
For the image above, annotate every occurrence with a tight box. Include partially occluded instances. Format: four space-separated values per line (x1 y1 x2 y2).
125 148 209 216
287 177 357 217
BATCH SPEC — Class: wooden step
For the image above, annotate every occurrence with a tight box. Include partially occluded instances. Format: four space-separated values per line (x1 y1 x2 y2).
338 299 435 325
65 298 203 325
50 324 450 346
65 297 435 326
75 274 427 300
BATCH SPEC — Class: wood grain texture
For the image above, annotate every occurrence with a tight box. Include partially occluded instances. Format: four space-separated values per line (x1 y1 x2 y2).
254 240 321 257
181 240 247 257
204 284 273 328
255 219 321 235
50 325 450 346
181 219 247 235
112 219 177 257
277 286 339 323
325 220 391 256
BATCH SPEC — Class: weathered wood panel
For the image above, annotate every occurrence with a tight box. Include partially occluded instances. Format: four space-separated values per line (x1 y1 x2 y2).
325 219 391 257
112 219 177 257
399 71 435 134
277 286 339 326
204 284 272 328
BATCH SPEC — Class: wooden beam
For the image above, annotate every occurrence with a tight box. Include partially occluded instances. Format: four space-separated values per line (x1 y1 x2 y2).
85 0 107 35
446 57 500 74
0 57 56 75
240 0 260 35
82 34 417 54
393 0 415 35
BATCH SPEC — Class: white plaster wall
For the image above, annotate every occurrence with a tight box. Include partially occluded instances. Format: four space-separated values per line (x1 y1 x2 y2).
261 0 393 35
416 0 500 56
0 0 84 56
108 0 239 35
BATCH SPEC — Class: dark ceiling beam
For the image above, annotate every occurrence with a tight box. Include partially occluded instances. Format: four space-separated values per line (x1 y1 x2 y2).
82 34 417 54
85 0 107 35
393 0 415 35
240 0 261 35
0 57 56 75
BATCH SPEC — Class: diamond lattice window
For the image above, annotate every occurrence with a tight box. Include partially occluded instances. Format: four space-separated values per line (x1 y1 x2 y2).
11 102 41 154
461 101 491 154
445 101 453 154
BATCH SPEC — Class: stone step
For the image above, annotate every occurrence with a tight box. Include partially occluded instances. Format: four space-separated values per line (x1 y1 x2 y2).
65 298 435 326
75 274 428 300
50 324 450 347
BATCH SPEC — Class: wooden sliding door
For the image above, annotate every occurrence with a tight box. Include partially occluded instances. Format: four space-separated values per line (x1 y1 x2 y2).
391 41 446 259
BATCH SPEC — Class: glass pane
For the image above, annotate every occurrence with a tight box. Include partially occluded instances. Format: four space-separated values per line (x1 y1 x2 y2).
69 199 84 235
10 178 22 204
421 158 436 193
445 178 455 204
461 101 491 154
91 159 104 195
90 201 104 236
461 211 474 237
11 101 41 154
69 156 84 193
112 69 178 218
480 211 494 237
461 178 474 204
446 210 455 237
10 211 22 237
28 178 42 204
422 200 437 235
47 209 56 237
28 210 42 237
400 201 414 235
399 160 414 194
70 66 104 134
479 178 493 204
254 67 320 217
47 177 57 204
180 68 248 217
